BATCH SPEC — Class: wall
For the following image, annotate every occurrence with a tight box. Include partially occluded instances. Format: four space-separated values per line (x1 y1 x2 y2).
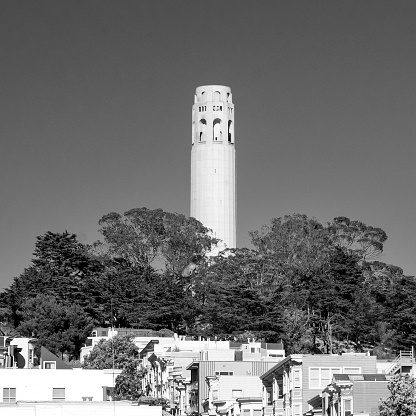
353 381 389 416
197 361 276 413
176 339 230 351
301 354 377 414
200 349 235 361
0 402 162 416
218 376 263 399
10 339 35 369
0 368 119 402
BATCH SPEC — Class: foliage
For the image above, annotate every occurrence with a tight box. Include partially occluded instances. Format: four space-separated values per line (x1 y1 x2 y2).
138 397 170 409
82 334 140 369
328 216 387 261
1 210 414 358
1 231 101 327
17 294 94 359
250 214 332 277
97 207 218 275
32 231 101 277
379 374 416 416
82 334 147 401
113 361 147 401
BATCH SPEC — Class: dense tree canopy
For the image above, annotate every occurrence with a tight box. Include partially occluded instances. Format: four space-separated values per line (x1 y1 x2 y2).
82 335 146 401
379 374 416 416
17 294 94 359
97 207 218 275
82 334 140 370
0 209 415 359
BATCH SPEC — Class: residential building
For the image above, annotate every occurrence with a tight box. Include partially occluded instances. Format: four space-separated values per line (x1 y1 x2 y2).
0 336 36 369
260 353 377 416
0 400 162 416
206 375 263 416
377 349 415 375
187 344 284 416
0 368 120 402
320 373 390 416
140 337 231 412
80 327 179 363
237 397 263 416
39 346 73 369
141 338 284 415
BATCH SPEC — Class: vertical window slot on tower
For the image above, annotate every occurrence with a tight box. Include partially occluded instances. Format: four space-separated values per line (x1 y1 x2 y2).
213 118 222 141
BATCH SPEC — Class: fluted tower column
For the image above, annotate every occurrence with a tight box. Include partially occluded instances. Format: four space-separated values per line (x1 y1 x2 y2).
191 85 236 253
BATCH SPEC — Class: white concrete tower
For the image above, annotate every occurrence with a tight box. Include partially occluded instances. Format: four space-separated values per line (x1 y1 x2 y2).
191 85 236 252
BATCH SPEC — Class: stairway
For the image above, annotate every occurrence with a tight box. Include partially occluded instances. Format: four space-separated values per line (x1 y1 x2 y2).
385 350 414 375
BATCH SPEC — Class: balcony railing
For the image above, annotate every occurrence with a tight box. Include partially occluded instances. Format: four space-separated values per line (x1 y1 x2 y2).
385 350 414 374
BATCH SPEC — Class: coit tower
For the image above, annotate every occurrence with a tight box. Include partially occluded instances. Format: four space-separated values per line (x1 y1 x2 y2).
190 85 236 252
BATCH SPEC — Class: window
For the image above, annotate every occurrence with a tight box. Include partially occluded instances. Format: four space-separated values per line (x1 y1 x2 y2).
3 388 16 403
103 387 114 401
293 369 301 389
277 381 284 399
215 371 234 376
232 389 243 398
292 403 301 416
212 390 219 400
251 348 255 353
213 118 222 141
309 368 341 389
199 119 207 141
242 411 250 416
343 399 352 416
228 120 233 143
309 368 320 388
254 411 262 416
52 388 65 401
44 361 56 369
267 389 273 404
321 368 331 387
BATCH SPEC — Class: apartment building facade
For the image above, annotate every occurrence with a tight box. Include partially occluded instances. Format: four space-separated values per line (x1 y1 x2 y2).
260 353 377 416
320 373 390 416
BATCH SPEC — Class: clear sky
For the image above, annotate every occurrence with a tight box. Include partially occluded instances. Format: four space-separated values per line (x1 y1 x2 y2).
1 0 415 289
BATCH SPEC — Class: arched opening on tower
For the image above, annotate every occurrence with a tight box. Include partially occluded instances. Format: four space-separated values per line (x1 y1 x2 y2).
213 118 222 141
199 119 207 141
228 120 234 143
214 91 221 102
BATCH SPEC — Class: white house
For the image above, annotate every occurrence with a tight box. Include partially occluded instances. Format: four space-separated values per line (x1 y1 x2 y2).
0 368 119 402
0 401 162 416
